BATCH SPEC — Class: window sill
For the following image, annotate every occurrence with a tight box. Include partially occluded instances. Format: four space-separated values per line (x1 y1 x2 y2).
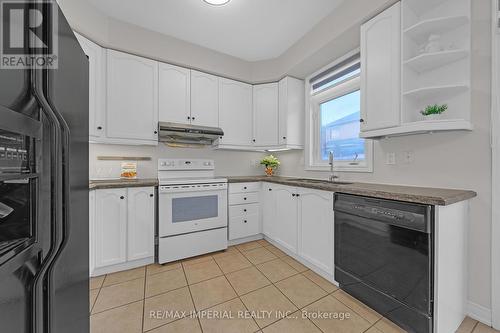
305 164 373 173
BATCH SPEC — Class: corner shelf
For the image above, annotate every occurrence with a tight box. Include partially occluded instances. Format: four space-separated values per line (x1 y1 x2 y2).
360 119 473 139
404 49 468 73
403 84 469 100
404 16 469 43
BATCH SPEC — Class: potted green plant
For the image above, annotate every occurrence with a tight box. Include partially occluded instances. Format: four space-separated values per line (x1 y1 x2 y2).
420 104 447 121
260 155 280 176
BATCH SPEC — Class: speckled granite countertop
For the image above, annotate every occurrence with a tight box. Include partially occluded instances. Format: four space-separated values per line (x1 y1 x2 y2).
89 178 158 190
88 176 476 206
225 176 477 206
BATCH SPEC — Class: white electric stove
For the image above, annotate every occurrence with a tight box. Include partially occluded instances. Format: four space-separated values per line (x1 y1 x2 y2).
157 159 228 264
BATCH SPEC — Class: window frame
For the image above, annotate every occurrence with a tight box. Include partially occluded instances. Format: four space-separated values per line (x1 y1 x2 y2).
305 49 373 173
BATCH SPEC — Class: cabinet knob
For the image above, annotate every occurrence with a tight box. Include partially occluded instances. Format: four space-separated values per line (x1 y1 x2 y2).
150 194 154 197
243 197 247 200
244 220 248 223
292 193 296 197
296 194 300 197
243 209 247 212
243 187 247 190
252 139 256 143
187 116 191 120
154 130 158 134
282 136 286 140
360 119 365 123
97 126 103 130
120 196 125 199
268 188 272 191
192 117 196 121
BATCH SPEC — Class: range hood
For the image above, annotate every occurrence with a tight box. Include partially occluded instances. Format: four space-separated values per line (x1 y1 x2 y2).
158 122 224 146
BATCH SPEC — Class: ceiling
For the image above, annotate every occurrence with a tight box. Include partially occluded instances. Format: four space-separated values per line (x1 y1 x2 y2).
85 0 344 62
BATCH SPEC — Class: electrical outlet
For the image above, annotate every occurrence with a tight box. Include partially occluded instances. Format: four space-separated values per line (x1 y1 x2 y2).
403 151 414 164
386 152 396 165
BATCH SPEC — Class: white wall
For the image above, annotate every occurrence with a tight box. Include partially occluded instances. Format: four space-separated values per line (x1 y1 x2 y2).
274 0 493 315
68 0 493 316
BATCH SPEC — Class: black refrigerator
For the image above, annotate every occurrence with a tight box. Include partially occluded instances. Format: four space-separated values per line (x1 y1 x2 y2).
0 0 89 332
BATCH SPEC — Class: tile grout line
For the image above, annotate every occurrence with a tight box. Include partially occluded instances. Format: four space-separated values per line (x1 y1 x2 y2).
141 267 146 333
180 258 204 333
212 255 262 331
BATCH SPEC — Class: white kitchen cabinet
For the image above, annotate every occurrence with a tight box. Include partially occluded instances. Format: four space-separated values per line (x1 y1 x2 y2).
218 78 253 148
89 191 95 276
106 50 158 145
127 187 155 261
279 77 305 147
191 70 219 127
228 183 261 241
94 188 127 269
297 188 334 275
75 33 106 140
253 83 279 147
159 63 191 125
91 187 155 276
262 183 277 240
360 2 401 131
273 185 299 253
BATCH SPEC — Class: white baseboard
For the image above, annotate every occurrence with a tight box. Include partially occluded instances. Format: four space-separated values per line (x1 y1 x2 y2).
228 234 263 246
467 301 492 326
91 257 154 277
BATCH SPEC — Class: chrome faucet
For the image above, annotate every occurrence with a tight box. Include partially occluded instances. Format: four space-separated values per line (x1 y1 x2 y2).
328 151 339 183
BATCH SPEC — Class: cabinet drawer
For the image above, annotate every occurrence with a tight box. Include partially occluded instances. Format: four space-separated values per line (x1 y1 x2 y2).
229 203 259 218
229 182 261 194
229 192 259 205
229 214 260 240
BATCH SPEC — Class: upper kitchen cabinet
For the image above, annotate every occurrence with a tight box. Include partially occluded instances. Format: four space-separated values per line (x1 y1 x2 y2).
75 33 106 141
253 83 279 147
106 50 159 145
158 63 191 125
218 78 253 148
191 70 219 128
360 2 401 132
279 77 305 148
361 0 472 139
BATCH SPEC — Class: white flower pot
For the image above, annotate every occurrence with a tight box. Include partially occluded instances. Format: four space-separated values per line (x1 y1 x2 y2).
422 114 441 121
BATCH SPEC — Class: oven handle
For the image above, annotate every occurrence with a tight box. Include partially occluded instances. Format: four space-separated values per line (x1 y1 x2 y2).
159 185 227 194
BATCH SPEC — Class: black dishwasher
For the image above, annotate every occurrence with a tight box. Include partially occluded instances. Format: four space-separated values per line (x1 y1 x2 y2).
334 193 434 333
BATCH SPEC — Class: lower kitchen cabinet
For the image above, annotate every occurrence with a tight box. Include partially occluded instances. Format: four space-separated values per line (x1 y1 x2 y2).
297 188 334 275
262 183 334 278
273 185 299 253
90 187 155 276
228 183 261 241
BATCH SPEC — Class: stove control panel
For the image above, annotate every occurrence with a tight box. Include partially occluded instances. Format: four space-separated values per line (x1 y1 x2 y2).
158 159 215 171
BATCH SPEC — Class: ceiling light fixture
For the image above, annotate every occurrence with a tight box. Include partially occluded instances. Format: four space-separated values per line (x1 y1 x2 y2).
203 0 231 6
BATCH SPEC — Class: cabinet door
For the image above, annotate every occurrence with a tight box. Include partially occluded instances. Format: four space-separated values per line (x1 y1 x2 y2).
127 187 155 261
273 185 298 253
75 33 105 139
279 77 304 146
89 191 95 276
159 63 191 124
106 50 158 143
360 2 401 131
94 189 127 268
218 78 253 147
261 183 277 239
191 70 219 127
253 83 279 146
298 189 334 275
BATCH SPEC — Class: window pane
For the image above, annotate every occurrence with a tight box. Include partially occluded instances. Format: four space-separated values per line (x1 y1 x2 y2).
312 65 360 93
320 90 365 161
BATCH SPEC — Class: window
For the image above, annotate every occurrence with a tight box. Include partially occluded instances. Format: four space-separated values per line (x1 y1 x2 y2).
306 51 373 172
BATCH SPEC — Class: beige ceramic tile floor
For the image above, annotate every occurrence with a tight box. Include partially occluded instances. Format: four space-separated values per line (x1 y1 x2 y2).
89 239 499 333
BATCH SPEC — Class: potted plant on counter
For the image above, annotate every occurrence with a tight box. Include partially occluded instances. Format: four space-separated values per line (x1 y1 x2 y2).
420 104 447 121
260 155 280 177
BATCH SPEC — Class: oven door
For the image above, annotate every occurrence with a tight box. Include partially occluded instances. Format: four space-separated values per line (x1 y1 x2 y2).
159 183 227 237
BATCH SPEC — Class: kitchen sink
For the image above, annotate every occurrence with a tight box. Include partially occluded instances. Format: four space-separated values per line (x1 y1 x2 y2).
292 178 353 185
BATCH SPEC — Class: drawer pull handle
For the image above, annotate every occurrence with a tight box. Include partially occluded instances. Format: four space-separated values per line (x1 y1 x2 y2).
150 194 154 197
